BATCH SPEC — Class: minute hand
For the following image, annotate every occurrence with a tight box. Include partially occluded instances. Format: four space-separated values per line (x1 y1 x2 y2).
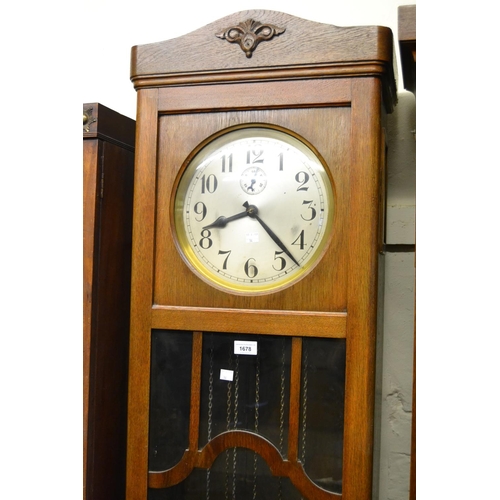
250 210 300 267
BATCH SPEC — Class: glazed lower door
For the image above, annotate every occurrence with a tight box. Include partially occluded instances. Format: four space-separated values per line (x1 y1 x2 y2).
148 330 345 500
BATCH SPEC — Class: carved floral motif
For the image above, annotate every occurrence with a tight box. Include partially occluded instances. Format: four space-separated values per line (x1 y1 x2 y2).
216 19 285 58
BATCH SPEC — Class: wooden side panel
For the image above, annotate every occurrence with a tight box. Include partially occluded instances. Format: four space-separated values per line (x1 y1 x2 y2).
342 78 383 500
84 134 134 500
83 138 99 500
126 88 159 500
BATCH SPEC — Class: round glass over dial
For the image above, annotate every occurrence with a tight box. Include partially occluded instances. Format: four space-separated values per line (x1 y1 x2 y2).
173 126 334 295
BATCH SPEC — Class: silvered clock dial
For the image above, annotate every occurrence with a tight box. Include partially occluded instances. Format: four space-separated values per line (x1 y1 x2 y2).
174 126 334 294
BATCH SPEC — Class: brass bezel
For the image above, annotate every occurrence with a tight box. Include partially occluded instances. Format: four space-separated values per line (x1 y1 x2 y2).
173 124 335 295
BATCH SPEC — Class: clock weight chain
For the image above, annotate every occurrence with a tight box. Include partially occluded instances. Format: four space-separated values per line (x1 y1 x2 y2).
300 342 309 500
223 344 240 500
206 333 214 500
278 337 286 500
232 354 239 499
202 334 293 499
224 349 233 500
252 347 260 500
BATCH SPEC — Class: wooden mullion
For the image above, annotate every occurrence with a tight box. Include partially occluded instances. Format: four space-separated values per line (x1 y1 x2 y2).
189 332 203 451
288 336 302 463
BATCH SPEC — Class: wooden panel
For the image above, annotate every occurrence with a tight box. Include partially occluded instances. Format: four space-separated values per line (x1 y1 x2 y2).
83 138 99 500
132 13 393 76
151 306 347 337
154 104 351 313
131 10 396 110
157 79 351 112
398 5 416 94
126 89 159 500
342 78 383 500
398 5 416 42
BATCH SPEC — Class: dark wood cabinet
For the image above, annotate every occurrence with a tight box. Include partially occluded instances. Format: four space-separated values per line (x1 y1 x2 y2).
83 103 135 500
398 5 416 95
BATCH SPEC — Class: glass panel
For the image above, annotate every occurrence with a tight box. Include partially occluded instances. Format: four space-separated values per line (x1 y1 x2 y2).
147 331 346 498
299 337 346 494
199 333 291 457
149 330 193 471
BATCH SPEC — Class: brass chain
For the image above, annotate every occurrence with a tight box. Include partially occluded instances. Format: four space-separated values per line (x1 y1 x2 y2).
252 348 261 500
225 353 233 500
301 343 309 466
232 354 239 500
278 338 286 500
279 338 286 454
299 343 309 500
206 334 214 500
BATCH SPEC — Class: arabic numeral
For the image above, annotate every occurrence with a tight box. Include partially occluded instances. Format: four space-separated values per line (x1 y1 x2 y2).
218 250 231 270
199 229 213 249
295 171 309 191
247 149 264 164
244 258 258 278
291 230 306 250
201 174 218 194
273 251 286 271
301 200 317 221
193 202 207 222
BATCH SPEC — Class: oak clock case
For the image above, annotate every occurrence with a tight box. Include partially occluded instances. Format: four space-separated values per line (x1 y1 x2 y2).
173 126 335 295
126 9 396 500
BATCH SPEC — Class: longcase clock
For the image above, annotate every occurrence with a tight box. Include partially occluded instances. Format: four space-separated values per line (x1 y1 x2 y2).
126 10 396 500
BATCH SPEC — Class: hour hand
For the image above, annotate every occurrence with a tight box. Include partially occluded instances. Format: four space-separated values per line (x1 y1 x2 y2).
202 209 248 229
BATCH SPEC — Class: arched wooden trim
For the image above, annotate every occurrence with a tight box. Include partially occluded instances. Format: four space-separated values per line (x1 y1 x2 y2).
149 430 341 499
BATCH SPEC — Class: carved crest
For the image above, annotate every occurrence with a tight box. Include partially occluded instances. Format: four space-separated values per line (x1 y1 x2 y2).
216 19 285 58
